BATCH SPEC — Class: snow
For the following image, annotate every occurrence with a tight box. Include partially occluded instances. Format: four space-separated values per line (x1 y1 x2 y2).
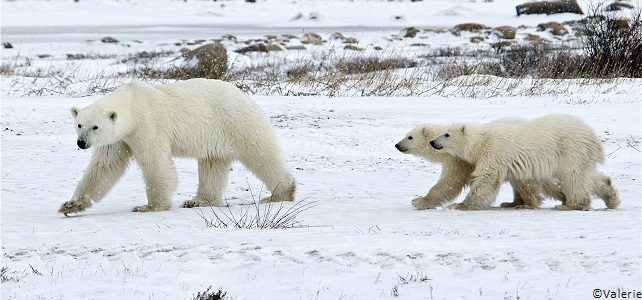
1 0 641 299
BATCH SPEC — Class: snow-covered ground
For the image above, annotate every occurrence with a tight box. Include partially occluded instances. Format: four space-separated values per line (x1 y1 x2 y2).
2 1 641 299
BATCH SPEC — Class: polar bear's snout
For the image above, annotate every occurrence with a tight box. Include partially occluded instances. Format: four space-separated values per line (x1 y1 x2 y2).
430 140 443 150
395 143 407 152
77 139 89 149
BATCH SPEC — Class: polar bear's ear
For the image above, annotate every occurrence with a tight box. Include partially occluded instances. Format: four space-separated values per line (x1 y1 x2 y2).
70 107 79 117
108 111 117 121
421 126 430 137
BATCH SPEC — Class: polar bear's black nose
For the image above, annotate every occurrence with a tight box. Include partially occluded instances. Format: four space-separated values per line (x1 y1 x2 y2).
395 143 406 152
430 140 442 150
77 140 88 149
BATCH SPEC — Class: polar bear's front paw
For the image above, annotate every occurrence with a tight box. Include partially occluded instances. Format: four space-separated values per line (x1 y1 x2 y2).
499 201 519 208
260 195 294 203
58 200 91 216
449 202 486 210
411 197 439 210
132 203 171 212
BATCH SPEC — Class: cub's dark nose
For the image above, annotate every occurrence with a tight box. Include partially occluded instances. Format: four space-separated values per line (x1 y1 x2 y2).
77 140 88 149
430 140 442 150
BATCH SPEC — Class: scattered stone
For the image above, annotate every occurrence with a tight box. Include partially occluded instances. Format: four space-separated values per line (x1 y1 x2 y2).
470 36 486 43
3 42 13 49
394 15 405 21
451 23 490 35
66 53 87 60
302 32 324 45
343 37 359 44
182 43 228 79
537 22 569 36
410 43 429 47
234 43 269 54
285 45 306 50
373 46 383 50
605 1 635 11
516 0 583 16
100 36 119 43
37 54 52 59
493 26 517 39
174 42 183 46
330 32 345 40
265 43 284 51
344 45 364 51
222 34 237 41
525 33 548 43
404 27 421 38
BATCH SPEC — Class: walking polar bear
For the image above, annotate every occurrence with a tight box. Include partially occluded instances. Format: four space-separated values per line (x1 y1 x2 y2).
430 114 620 211
395 119 565 210
59 79 296 215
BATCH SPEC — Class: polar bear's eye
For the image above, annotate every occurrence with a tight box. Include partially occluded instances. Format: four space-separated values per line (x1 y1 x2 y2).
77 124 82 129
408 136 413 140
92 126 99 130
445 133 450 138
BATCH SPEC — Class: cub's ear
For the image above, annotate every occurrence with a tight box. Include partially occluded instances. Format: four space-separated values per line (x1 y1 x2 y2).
421 126 430 137
70 107 79 117
108 111 117 121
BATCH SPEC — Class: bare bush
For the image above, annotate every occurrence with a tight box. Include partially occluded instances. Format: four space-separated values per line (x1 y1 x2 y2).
391 271 432 297
334 56 417 74
192 287 229 300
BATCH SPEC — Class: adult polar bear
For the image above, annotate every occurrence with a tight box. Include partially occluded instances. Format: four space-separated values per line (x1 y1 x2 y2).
430 114 619 211
59 79 296 215
395 121 558 210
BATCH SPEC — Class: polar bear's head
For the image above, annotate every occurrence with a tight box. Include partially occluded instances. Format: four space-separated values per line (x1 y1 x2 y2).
429 124 466 154
395 124 446 157
71 106 120 149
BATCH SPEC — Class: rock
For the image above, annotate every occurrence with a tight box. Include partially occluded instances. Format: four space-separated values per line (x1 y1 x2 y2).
516 0 583 16
344 45 364 51
3 42 13 49
302 32 324 45
343 37 359 44
451 23 490 35
404 27 421 38
234 43 268 54
222 34 237 41
265 43 284 51
182 43 228 79
470 36 486 43
285 45 306 50
66 53 86 60
331 32 345 40
373 46 383 50
493 26 517 39
37 54 52 59
525 33 548 43
100 36 119 43
537 22 569 36
605 1 634 11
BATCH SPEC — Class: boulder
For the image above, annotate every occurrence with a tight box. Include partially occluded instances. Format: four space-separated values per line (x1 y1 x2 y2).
537 22 569 36
516 0 583 16
493 26 517 39
302 32 324 45
100 36 119 43
404 27 421 38
182 43 228 79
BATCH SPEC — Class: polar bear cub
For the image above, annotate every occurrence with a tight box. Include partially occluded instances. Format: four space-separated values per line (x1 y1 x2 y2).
395 119 556 210
59 79 296 215
430 114 619 210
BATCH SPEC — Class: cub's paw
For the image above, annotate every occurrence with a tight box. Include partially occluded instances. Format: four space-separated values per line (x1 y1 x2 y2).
500 201 519 208
58 200 90 216
132 203 171 212
411 197 438 210
260 195 294 204
514 205 538 210
553 204 592 211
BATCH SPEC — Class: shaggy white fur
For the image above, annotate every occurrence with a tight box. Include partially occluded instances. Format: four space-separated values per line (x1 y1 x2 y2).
396 120 552 210
59 79 296 215
430 114 619 211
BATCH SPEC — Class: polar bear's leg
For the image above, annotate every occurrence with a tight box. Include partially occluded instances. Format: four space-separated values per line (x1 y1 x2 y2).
541 179 566 204
132 144 177 212
501 179 543 209
59 142 132 215
182 157 232 208
591 172 620 209
239 149 296 203
457 167 503 210
413 164 471 209
554 170 592 211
